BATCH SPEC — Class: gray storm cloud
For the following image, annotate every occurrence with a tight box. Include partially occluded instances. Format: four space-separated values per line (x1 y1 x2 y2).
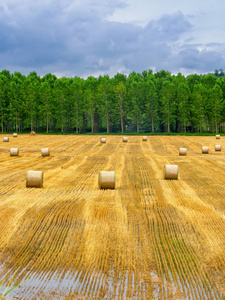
0 1 224 77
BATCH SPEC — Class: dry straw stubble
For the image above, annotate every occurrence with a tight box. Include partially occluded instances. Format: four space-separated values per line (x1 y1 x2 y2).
1 135 225 299
98 171 115 189
164 164 178 180
26 170 43 188
10 148 19 156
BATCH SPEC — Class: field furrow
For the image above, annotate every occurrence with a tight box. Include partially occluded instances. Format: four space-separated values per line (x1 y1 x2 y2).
0 134 224 299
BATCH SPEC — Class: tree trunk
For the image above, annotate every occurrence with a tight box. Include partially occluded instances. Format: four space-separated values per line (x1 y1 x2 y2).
151 112 154 132
91 111 94 133
75 98 79 133
122 116 125 132
167 113 170 132
107 112 110 133
61 101 64 133
46 111 49 133
1 110 3 133
81 113 87 133
46 97 49 133
15 109 18 132
30 101 34 132
121 114 124 133
137 113 139 132
31 116 33 132
93 113 99 133
0 97 3 133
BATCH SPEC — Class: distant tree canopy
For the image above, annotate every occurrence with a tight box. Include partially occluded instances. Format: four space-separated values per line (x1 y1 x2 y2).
213 69 225 78
1 69 225 134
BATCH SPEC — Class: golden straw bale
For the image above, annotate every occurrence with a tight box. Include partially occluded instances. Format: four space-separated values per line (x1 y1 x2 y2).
202 146 209 154
122 137 128 142
215 145 221 151
13 133 17 138
216 134 220 139
3 137 9 142
26 170 43 188
10 148 19 156
98 171 115 189
179 148 187 156
100 137 106 143
41 148 50 157
164 164 178 180
30 131 36 136
142 136 147 141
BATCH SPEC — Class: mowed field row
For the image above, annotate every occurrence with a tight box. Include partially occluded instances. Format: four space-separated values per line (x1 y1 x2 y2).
0 134 224 299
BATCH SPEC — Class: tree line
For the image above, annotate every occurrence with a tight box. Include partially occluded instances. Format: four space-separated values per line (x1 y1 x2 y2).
0 69 225 134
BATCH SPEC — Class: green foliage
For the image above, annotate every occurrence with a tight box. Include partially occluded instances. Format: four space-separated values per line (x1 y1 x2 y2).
160 80 175 132
0 69 225 133
176 82 190 132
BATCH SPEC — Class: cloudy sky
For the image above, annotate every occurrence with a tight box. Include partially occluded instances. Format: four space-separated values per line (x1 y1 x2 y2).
0 0 225 78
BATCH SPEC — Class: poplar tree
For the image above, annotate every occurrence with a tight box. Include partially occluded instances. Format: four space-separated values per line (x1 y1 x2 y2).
160 80 175 132
177 83 190 132
114 82 127 133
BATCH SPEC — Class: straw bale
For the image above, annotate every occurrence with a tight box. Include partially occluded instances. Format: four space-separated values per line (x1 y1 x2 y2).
215 145 221 151
26 170 43 188
202 146 209 154
98 171 115 189
216 134 220 139
30 131 36 136
13 133 17 138
100 138 106 143
122 137 128 142
179 148 187 156
164 164 178 180
41 148 50 157
142 136 147 141
10 148 19 156
3 137 9 142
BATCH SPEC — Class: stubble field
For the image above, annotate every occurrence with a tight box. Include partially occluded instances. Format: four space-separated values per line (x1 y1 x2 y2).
0 134 225 299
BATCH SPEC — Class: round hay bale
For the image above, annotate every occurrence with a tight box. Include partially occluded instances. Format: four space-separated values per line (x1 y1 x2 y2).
13 133 17 138
100 137 106 143
122 137 128 142
10 148 19 156
164 164 178 180
216 134 220 139
142 136 147 141
215 144 221 151
3 137 9 142
26 170 43 188
41 148 50 157
179 148 187 156
98 171 115 189
30 131 36 136
202 146 209 154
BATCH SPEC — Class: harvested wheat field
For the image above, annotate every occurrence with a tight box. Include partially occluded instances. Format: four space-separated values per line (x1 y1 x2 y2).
0 134 225 300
